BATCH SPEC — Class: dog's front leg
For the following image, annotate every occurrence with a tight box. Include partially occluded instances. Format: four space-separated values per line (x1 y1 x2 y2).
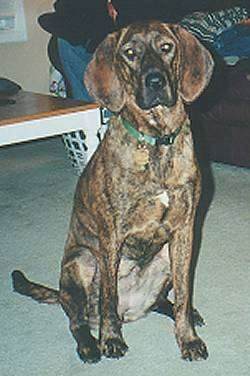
98 239 128 359
168 181 208 361
171 217 208 361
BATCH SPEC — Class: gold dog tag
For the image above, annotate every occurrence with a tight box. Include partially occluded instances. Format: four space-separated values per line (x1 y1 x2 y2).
133 144 149 170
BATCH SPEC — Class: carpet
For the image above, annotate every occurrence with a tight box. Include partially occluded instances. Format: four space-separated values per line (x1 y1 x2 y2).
0 137 249 376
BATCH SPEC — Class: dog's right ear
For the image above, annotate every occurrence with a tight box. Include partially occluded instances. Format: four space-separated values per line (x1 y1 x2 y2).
84 31 126 112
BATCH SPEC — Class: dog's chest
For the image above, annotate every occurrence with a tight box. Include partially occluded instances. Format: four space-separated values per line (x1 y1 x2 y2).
120 188 171 265
156 190 170 207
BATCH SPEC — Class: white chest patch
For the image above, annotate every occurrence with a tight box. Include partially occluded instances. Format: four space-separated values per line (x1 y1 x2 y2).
156 191 170 207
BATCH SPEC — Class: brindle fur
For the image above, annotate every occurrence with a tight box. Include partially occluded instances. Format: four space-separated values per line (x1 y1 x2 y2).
12 22 213 363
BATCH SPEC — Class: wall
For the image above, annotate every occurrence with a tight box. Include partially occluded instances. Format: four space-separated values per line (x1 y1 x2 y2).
0 0 53 94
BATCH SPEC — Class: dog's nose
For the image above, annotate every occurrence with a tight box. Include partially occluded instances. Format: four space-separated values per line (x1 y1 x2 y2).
145 72 166 91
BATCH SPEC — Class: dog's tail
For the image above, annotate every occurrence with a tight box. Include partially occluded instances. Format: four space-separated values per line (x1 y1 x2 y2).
12 270 59 304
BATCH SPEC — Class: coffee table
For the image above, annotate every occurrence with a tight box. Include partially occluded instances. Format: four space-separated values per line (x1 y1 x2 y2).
0 91 101 162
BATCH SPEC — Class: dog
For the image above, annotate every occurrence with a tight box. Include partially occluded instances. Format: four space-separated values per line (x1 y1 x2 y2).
12 21 214 363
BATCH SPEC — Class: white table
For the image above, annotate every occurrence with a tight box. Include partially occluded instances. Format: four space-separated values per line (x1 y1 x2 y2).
0 91 101 163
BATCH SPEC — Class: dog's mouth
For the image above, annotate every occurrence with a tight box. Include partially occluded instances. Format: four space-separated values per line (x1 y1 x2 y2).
136 71 177 110
137 93 172 110
137 91 176 110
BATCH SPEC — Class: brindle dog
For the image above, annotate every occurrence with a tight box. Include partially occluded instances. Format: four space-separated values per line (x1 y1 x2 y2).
12 21 214 363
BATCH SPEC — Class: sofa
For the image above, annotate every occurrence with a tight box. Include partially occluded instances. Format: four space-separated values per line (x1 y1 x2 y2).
191 58 250 168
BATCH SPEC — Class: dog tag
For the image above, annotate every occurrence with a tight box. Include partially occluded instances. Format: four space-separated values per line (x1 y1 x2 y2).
133 144 149 170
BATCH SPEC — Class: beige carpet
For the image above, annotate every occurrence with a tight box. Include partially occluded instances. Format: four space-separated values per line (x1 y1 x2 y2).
1 137 250 376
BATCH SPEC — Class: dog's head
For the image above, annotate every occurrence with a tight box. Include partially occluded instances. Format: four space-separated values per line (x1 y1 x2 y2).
84 21 214 112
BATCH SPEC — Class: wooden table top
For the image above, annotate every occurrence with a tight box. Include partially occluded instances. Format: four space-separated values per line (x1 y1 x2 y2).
0 91 99 127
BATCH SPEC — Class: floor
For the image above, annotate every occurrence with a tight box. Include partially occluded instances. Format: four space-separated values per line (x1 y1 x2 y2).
0 137 250 376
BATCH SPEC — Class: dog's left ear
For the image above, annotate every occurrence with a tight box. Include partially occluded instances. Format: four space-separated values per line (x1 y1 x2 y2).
84 31 126 112
173 25 214 103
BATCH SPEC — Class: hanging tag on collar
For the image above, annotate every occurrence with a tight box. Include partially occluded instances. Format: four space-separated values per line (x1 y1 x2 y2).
133 143 149 171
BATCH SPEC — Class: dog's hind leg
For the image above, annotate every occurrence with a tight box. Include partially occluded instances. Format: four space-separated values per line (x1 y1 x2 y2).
152 278 205 327
152 298 205 327
59 250 101 363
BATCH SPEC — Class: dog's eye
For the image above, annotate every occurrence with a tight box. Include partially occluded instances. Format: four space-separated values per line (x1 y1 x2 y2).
125 48 137 61
160 43 173 54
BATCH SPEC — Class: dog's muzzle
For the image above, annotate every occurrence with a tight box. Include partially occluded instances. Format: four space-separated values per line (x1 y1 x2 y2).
145 72 166 91
137 70 176 110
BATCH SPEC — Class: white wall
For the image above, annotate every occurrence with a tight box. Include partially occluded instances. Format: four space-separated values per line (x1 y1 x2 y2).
0 0 53 94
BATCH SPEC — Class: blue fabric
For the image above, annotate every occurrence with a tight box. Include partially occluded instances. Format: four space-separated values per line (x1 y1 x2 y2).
57 38 93 101
213 24 250 57
180 7 248 43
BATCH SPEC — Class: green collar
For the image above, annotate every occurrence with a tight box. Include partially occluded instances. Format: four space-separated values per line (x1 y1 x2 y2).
121 118 182 147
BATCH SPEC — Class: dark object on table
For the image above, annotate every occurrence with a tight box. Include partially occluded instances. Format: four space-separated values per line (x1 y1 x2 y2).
0 78 21 95
0 98 16 106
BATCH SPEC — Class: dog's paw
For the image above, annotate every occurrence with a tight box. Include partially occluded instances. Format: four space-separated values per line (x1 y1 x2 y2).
181 337 208 361
102 338 128 359
77 339 101 364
